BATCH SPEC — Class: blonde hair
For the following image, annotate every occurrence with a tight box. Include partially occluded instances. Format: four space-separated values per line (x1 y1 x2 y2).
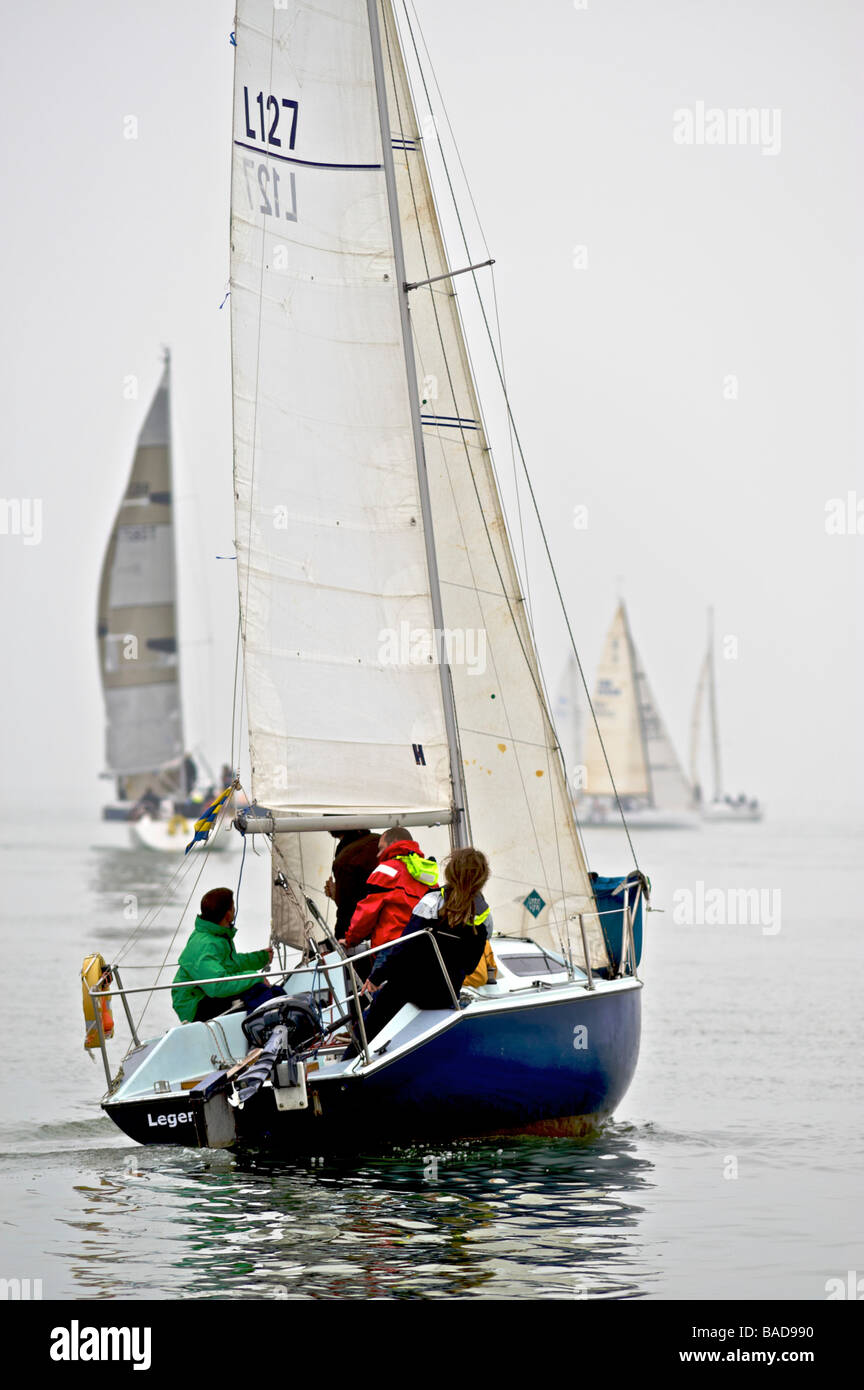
442 847 489 928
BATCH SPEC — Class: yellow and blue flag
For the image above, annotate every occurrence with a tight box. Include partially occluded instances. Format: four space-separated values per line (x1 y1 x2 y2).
185 785 234 853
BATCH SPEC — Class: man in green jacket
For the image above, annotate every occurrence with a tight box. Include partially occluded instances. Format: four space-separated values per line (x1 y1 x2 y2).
172 887 276 1024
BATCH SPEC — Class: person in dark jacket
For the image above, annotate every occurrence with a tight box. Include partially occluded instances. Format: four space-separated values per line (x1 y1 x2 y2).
324 829 381 940
342 847 491 1057
342 827 439 981
172 887 282 1024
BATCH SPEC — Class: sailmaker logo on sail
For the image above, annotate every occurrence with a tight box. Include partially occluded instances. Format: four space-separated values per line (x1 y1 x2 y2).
378 621 487 676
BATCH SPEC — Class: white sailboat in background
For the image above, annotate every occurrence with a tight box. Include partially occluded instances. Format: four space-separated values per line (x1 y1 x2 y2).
554 652 584 790
96 354 235 851
690 608 762 823
92 0 648 1150
581 603 698 829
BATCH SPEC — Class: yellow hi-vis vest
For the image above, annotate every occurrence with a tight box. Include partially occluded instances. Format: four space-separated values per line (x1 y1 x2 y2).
396 852 440 887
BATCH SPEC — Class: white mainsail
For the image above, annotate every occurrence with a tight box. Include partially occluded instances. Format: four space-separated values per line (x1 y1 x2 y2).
231 0 449 818
583 602 692 811
583 605 649 799
230 0 607 964
97 359 184 798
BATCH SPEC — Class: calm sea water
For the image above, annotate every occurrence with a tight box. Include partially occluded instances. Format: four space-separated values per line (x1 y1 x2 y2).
1 811 861 1300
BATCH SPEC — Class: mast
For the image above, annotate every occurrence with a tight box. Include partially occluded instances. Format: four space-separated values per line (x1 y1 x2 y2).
689 649 709 802
366 0 469 849
707 606 723 801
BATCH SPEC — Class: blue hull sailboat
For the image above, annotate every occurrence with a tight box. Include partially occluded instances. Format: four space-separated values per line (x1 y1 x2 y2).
92 0 646 1151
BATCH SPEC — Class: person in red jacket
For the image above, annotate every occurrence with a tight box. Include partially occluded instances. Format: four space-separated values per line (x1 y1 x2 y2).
343 826 438 978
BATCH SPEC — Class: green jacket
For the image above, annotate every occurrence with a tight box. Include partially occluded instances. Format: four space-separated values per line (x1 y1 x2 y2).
172 915 269 1023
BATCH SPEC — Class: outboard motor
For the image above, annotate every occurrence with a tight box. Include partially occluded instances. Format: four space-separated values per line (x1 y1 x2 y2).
242 992 322 1051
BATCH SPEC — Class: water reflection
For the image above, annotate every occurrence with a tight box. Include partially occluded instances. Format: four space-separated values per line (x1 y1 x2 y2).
64 1128 656 1300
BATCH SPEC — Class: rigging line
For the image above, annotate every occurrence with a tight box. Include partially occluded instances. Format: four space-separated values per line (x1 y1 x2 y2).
234 830 248 918
385 28 544 721
133 800 233 1032
409 319 565 922
385 10 571 911
394 6 571 772
398 9 582 705
384 12 568 899
235 7 277 767
398 3 639 875
400 1 575 761
403 0 490 259
229 605 242 777
378 12 473 848
490 267 532 627
400 4 532 627
113 838 207 964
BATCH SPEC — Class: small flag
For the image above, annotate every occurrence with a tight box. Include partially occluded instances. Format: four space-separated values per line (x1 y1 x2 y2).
523 890 546 919
185 785 234 854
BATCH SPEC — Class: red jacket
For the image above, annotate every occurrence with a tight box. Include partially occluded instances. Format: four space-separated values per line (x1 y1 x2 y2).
344 839 438 951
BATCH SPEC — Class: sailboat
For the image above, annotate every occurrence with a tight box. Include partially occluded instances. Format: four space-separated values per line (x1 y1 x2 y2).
89 0 646 1149
554 653 584 791
690 608 762 822
96 354 235 852
580 603 698 829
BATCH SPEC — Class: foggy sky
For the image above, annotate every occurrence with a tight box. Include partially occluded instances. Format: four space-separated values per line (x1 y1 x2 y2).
1 0 861 820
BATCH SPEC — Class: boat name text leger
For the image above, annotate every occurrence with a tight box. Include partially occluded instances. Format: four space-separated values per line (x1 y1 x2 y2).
147 1111 193 1128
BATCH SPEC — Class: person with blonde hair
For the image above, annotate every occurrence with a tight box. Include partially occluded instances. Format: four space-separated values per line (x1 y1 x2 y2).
343 847 492 1056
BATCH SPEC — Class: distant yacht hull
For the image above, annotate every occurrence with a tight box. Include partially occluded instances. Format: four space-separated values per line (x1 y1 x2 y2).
580 803 700 831
701 801 763 824
128 815 236 854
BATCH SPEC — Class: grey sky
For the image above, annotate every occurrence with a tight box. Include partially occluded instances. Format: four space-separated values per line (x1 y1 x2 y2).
1 0 860 818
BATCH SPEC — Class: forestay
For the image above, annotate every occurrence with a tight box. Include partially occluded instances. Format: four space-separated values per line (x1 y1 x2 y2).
96 360 183 793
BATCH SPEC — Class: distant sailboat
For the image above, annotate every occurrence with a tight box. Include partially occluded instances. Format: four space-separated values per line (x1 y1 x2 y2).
690 608 762 822
96 355 234 851
554 652 584 792
581 603 698 829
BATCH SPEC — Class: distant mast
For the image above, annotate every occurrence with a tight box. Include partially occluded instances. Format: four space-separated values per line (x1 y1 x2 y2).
97 354 184 802
706 608 723 801
690 607 723 804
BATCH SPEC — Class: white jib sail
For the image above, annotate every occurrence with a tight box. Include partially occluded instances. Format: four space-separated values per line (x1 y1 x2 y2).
97 360 184 793
584 601 691 811
632 651 693 812
231 0 607 966
583 604 649 799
